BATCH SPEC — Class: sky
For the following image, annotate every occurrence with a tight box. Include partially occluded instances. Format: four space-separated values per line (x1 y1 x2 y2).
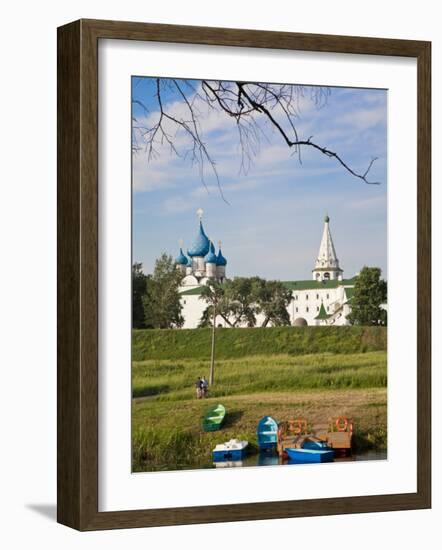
131 77 387 281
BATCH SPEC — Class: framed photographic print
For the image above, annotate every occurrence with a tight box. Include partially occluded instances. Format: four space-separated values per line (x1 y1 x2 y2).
57 19 431 530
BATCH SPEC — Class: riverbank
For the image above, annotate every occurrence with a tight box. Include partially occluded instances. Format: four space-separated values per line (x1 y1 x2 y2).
132 350 387 472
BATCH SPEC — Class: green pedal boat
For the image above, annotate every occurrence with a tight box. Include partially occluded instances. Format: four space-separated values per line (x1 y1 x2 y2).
202 404 226 432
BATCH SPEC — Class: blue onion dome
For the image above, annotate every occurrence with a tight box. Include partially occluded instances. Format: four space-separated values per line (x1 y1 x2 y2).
187 221 210 257
206 241 217 264
216 247 227 266
175 248 188 266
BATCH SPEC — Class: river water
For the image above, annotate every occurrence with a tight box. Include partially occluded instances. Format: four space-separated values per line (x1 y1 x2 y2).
148 449 387 472
212 449 387 469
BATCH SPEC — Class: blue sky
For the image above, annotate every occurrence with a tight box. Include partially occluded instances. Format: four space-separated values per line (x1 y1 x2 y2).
132 78 387 281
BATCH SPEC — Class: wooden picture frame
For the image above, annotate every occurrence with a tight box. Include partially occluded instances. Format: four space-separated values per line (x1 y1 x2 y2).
57 19 431 530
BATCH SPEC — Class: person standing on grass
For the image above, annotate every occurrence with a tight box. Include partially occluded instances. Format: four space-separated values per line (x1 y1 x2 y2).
201 376 209 398
195 378 202 399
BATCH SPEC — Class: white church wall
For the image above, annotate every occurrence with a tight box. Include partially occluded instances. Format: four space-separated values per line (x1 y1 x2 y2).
180 295 206 329
181 295 233 329
181 284 354 329
290 287 342 326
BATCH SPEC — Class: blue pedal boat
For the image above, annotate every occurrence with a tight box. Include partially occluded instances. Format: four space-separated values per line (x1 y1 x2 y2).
286 447 334 464
257 416 278 450
212 439 248 462
302 439 332 451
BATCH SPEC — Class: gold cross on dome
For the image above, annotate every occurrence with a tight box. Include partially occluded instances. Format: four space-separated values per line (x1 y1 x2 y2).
196 208 204 220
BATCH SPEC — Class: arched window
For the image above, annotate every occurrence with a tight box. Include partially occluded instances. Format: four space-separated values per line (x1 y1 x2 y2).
324 272 330 280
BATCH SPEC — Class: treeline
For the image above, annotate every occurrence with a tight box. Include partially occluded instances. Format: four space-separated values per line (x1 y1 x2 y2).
133 256 387 329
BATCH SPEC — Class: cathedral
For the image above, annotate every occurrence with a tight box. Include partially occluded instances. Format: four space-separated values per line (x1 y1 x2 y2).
175 209 356 328
175 208 227 286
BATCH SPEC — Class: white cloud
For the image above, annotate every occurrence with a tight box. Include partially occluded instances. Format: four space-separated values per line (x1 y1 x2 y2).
346 194 387 211
162 195 198 214
339 105 387 131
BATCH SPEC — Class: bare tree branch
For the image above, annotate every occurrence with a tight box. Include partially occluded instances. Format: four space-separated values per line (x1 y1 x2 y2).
236 82 379 185
132 79 381 196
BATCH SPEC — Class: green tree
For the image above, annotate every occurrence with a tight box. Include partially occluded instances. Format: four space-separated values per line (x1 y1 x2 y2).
252 278 292 327
198 279 236 327
143 254 184 329
199 278 261 328
200 277 292 328
225 277 259 327
132 262 147 328
348 267 387 326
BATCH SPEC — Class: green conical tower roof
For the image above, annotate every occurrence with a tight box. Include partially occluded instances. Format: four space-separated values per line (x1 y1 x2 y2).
314 301 330 320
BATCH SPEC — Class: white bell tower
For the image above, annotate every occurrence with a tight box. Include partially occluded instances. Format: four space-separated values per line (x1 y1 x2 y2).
312 214 343 281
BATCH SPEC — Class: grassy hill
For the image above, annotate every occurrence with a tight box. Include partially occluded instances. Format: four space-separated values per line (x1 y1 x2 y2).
132 325 387 361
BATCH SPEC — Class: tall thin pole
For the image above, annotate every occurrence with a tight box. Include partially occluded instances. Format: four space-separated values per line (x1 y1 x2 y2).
209 300 216 385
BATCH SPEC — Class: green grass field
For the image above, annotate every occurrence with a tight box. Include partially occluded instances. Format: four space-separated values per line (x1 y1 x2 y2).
132 325 387 361
132 327 387 472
